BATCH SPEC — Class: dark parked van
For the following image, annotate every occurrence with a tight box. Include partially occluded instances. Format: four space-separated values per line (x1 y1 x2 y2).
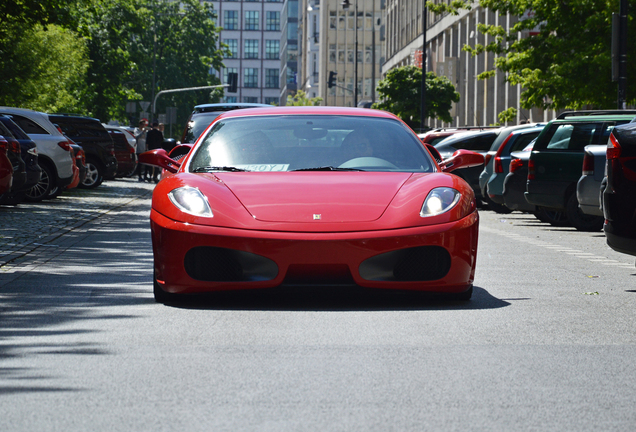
49 114 118 188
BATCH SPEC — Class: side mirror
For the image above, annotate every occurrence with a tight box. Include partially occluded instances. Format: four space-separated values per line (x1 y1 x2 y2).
440 149 484 173
139 149 180 174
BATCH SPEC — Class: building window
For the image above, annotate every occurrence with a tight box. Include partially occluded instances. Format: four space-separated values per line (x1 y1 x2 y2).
243 97 259 103
223 10 238 30
244 39 259 59
266 11 280 31
245 11 259 30
265 97 279 105
225 96 237 103
223 67 238 85
265 69 279 88
223 39 238 58
329 44 336 63
286 68 296 85
265 40 280 59
329 11 336 29
244 68 258 87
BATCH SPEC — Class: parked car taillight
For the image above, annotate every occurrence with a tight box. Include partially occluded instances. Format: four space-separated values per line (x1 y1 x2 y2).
494 157 503 173
58 140 72 151
607 132 621 160
509 158 523 173
528 159 535 180
0 136 8 153
582 152 594 175
106 143 115 155
77 148 86 164
8 139 20 156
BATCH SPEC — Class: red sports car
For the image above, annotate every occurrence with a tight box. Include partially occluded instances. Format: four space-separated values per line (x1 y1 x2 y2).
140 107 483 303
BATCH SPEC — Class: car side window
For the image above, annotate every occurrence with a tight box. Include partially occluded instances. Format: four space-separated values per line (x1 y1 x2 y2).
5 114 49 135
546 123 596 151
473 134 496 151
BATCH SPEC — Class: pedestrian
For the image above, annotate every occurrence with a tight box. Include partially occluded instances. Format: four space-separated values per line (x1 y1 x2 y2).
134 119 148 181
145 121 164 183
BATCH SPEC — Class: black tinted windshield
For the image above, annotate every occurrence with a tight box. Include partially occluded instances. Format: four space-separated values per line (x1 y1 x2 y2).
188 115 435 173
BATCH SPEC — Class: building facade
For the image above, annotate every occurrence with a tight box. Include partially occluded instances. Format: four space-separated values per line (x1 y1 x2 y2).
298 0 321 100
316 0 385 107
280 0 299 103
210 0 284 105
383 0 554 127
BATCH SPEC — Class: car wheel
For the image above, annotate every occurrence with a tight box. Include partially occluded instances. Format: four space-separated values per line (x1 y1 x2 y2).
565 193 603 232
24 164 54 202
534 206 570 227
80 160 104 189
484 195 513 214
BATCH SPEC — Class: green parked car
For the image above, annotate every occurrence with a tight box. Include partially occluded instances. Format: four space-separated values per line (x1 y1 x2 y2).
525 111 636 231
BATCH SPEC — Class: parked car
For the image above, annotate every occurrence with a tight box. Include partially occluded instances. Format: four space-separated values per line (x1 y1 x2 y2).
68 142 87 188
502 145 569 226
603 120 636 257
0 136 13 198
181 103 271 144
49 114 118 188
576 144 606 217
141 106 484 303
104 125 137 177
434 129 499 202
0 119 27 200
526 111 636 231
418 126 499 146
0 107 75 202
0 115 41 204
479 125 545 213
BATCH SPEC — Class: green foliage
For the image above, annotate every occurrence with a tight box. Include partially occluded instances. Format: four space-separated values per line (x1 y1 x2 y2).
286 90 323 106
465 0 636 109
373 65 460 129
497 107 518 124
0 24 89 112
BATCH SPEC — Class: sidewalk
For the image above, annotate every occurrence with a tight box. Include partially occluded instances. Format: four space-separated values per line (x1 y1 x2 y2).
0 178 155 274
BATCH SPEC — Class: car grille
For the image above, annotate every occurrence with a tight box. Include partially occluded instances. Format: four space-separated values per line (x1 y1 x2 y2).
184 247 278 282
359 246 451 282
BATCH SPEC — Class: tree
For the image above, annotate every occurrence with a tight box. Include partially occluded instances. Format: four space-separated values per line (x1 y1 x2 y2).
373 66 460 129
285 90 323 106
432 0 636 110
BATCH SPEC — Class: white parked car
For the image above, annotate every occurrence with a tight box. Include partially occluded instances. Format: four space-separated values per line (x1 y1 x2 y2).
0 107 75 201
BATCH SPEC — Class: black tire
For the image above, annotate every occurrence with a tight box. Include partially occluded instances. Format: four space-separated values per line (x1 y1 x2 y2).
24 163 54 202
534 206 570 227
484 195 513 214
565 193 603 232
79 159 103 189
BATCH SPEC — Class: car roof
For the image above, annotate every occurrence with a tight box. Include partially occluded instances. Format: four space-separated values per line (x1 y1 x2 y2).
49 113 102 123
214 106 402 122
193 103 271 114
434 128 501 145
551 114 636 123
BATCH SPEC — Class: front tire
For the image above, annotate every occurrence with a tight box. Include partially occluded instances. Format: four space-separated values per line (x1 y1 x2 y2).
80 159 103 189
565 193 603 232
24 163 54 202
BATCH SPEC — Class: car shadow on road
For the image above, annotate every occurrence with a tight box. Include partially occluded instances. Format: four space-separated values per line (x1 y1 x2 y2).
162 285 510 312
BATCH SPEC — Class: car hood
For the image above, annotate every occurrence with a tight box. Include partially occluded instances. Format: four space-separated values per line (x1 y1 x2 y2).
216 172 412 223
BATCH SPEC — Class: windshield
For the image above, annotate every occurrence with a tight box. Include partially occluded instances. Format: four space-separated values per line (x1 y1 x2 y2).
188 115 436 173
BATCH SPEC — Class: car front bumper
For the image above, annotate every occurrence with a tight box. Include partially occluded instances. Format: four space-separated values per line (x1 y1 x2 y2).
151 209 479 295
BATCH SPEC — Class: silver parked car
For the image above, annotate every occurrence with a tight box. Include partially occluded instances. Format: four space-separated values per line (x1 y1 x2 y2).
576 144 606 217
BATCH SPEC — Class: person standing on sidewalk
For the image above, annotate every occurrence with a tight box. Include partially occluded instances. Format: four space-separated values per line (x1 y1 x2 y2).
145 121 164 183
134 119 148 181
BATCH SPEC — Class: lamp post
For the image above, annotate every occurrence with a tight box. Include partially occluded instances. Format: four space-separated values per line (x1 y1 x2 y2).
420 3 427 130
341 0 358 107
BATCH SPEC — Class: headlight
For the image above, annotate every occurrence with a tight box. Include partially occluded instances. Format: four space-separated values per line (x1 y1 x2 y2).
168 186 213 217
420 187 461 217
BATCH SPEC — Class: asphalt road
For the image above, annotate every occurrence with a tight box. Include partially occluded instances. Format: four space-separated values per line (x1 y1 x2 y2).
1 179 636 431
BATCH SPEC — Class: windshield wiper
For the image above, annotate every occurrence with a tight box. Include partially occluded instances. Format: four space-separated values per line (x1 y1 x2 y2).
292 166 365 172
192 166 249 173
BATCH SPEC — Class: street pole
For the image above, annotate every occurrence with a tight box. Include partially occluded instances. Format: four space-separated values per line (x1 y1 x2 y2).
342 0 358 107
420 3 427 130
618 0 628 109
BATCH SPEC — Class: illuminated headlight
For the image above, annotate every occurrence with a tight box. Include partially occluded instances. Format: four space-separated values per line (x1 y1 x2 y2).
168 186 213 217
420 187 461 217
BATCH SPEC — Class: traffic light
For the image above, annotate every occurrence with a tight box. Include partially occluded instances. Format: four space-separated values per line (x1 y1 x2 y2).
227 72 238 93
328 71 337 88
